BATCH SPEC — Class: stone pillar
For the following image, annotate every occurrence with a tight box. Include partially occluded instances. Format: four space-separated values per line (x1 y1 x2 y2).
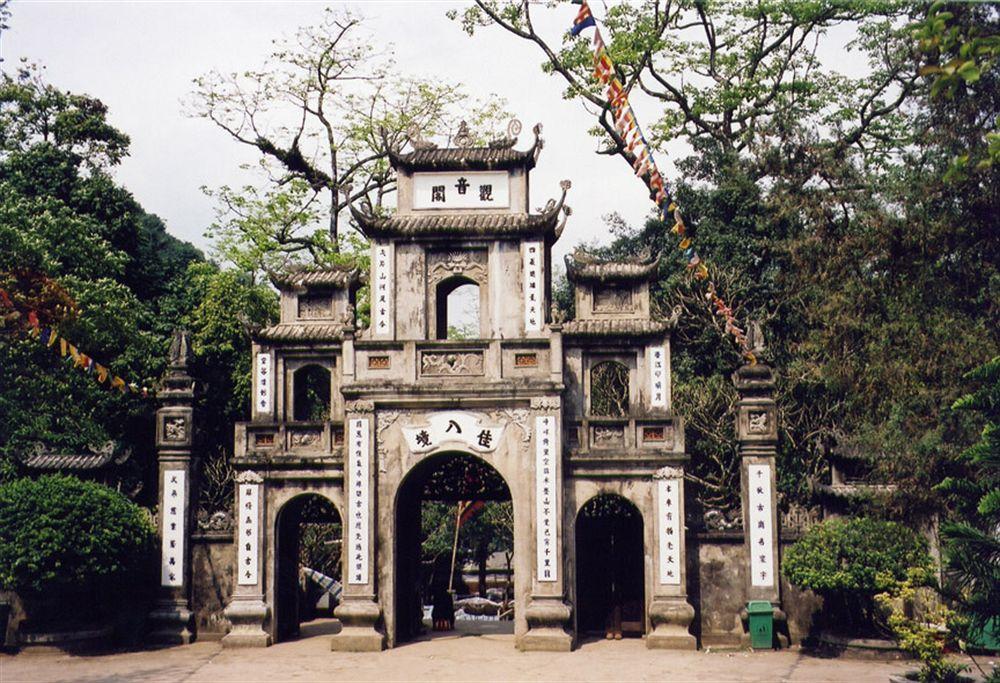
647 465 697 649
148 330 197 645
330 401 384 652
521 397 572 652
221 470 271 648
734 362 787 646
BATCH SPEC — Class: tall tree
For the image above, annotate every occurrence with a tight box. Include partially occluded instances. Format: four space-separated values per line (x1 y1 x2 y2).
191 8 511 252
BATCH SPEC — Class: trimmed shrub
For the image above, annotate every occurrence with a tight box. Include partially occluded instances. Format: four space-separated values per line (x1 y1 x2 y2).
0 474 156 623
783 517 931 634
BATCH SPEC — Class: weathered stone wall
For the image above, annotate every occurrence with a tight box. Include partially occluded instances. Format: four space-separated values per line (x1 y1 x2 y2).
191 533 235 640
689 533 821 647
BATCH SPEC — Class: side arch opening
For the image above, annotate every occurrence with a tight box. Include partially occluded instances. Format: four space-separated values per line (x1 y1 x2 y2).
575 494 645 640
274 493 342 642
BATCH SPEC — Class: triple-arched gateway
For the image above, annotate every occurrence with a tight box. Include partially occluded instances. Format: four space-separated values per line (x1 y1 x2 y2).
147 123 786 652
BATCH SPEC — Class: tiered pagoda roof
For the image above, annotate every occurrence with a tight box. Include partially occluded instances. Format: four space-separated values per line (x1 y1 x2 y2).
564 249 662 284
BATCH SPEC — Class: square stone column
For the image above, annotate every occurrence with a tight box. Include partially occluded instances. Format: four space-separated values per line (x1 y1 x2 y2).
734 362 787 646
330 401 385 652
647 465 697 649
222 470 271 648
148 330 197 645
521 397 572 652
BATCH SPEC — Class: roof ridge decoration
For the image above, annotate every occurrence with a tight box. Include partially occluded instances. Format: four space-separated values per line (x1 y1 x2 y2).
564 247 663 284
349 179 572 241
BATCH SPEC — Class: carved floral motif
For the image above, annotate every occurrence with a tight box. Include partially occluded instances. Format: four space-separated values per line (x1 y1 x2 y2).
421 351 484 376
748 411 769 434
165 417 187 441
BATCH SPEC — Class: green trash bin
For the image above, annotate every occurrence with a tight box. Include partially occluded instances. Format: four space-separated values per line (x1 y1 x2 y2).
747 601 774 650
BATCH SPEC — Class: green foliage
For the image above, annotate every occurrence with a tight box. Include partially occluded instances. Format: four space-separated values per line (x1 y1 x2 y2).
784 517 931 633
913 2 1000 181
0 474 155 598
876 569 968 683
937 356 1000 634
784 518 931 595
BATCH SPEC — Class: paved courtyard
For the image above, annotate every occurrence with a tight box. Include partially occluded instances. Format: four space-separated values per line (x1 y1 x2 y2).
0 619 929 683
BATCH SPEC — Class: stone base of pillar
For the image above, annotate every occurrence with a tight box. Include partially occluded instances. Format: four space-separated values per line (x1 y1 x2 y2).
329 598 384 652
647 598 696 650
147 600 195 645
221 598 271 648
520 597 572 652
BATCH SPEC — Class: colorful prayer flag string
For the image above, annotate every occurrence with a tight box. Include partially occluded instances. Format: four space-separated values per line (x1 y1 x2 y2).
24 315 155 398
569 0 756 364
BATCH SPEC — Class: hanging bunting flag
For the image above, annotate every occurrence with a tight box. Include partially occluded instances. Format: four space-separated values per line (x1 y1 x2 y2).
570 1 596 36
568 3 756 364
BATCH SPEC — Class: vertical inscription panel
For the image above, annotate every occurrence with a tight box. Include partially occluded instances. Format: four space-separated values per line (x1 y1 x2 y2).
348 418 370 585
255 352 272 416
237 483 260 586
657 477 682 585
648 345 668 409
748 463 776 588
535 415 558 582
523 241 543 333
372 243 394 338
160 469 186 587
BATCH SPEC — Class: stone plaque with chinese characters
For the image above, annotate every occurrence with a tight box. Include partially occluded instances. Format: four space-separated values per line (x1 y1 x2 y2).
657 476 682 585
372 243 394 338
255 352 272 416
237 483 260 585
535 415 558 582
412 171 510 210
523 241 543 333
648 345 668 409
160 469 186 587
348 418 370 585
402 411 504 454
748 464 776 588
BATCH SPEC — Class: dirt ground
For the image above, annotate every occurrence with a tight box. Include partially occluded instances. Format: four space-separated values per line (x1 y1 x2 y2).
0 619 951 683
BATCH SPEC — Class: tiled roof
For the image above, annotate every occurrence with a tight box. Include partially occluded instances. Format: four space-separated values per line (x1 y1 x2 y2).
256 323 344 343
269 266 365 291
350 183 569 240
562 318 670 339
351 210 560 239
21 451 114 470
389 146 540 172
565 250 661 284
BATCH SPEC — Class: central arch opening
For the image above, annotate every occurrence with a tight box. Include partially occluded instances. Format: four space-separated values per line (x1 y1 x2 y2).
394 451 514 645
575 494 645 640
274 494 342 642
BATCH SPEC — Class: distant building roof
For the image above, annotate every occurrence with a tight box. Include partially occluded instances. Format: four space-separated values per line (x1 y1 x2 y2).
565 249 662 285
19 441 128 471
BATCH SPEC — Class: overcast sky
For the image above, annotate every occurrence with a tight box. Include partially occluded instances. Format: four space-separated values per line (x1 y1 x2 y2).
3 1 867 265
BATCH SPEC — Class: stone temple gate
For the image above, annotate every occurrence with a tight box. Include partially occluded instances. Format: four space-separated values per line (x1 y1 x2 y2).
147 122 786 652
